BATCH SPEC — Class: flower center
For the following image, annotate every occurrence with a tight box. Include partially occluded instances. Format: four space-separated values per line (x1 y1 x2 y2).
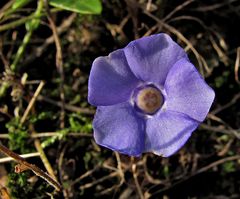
135 86 163 115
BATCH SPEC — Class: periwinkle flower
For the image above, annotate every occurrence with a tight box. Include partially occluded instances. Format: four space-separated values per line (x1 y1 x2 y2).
88 33 215 157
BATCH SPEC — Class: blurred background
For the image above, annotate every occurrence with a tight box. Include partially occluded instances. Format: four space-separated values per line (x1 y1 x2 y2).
0 0 240 198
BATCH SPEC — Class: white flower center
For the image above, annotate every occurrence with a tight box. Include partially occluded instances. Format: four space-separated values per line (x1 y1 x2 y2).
136 86 163 115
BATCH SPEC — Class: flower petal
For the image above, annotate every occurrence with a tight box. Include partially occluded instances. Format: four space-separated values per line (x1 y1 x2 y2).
145 111 199 157
88 49 140 106
124 33 187 86
164 58 215 122
93 102 145 156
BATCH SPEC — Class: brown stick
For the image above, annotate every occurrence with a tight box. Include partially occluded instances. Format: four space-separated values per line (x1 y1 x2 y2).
20 81 45 124
234 47 240 84
150 155 240 197
44 0 65 129
0 144 61 191
37 94 95 115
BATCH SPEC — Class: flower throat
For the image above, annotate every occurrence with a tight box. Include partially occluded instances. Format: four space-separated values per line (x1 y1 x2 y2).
134 85 164 115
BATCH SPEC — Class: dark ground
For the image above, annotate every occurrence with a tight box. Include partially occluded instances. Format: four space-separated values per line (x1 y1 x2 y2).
0 0 240 198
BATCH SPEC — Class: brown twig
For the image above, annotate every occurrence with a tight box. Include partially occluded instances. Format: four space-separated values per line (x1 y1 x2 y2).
206 114 240 139
31 125 59 181
20 81 45 124
37 94 95 115
79 171 119 190
115 152 125 184
0 132 92 139
131 158 144 199
146 0 152 11
201 123 240 138
142 156 163 185
125 0 139 39
71 165 100 186
44 0 65 129
234 47 240 84
162 0 195 22
20 80 59 183
217 138 234 157
211 92 240 115
209 35 229 66
57 144 70 199
150 155 240 197
0 152 40 163
192 0 238 12
0 144 61 191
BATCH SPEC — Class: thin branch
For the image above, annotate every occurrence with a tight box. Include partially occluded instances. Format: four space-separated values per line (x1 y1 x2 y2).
0 132 92 139
162 0 195 22
57 144 70 199
200 123 240 139
71 165 100 186
115 152 125 184
31 125 59 181
37 94 95 115
20 81 45 124
192 0 238 12
0 144 61 191
150 155 240 197
0 152 40 163
211 92 240 115
234 47 240 84
44 0 65 129
79 171 119 190
20 80 59 182
132 159 144 199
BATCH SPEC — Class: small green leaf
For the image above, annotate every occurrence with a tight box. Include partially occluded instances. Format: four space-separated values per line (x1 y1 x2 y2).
49 0 102 14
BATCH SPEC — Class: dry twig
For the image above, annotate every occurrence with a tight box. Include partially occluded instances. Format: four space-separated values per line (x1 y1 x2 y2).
20 81 45 124
162 0 195 22
132 158 144 199
0 152 40 163
234 47 240 84
211 92 240 115
0 144 61 191
150 155 240 197
44 0 65 129
37 94 95 115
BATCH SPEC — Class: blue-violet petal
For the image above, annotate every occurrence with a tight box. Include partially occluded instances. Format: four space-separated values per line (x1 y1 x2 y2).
145 110 199 157
88 49 140 106
93 102 145 156
164 58 215 122
124 33 187 86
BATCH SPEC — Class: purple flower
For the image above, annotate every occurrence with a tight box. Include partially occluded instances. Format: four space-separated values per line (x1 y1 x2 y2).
88 33 215 157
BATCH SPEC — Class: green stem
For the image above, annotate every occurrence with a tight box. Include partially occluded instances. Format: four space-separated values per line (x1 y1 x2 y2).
0 15 35 33
10 0 44 71
0 8 61 33
10 30 33 71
